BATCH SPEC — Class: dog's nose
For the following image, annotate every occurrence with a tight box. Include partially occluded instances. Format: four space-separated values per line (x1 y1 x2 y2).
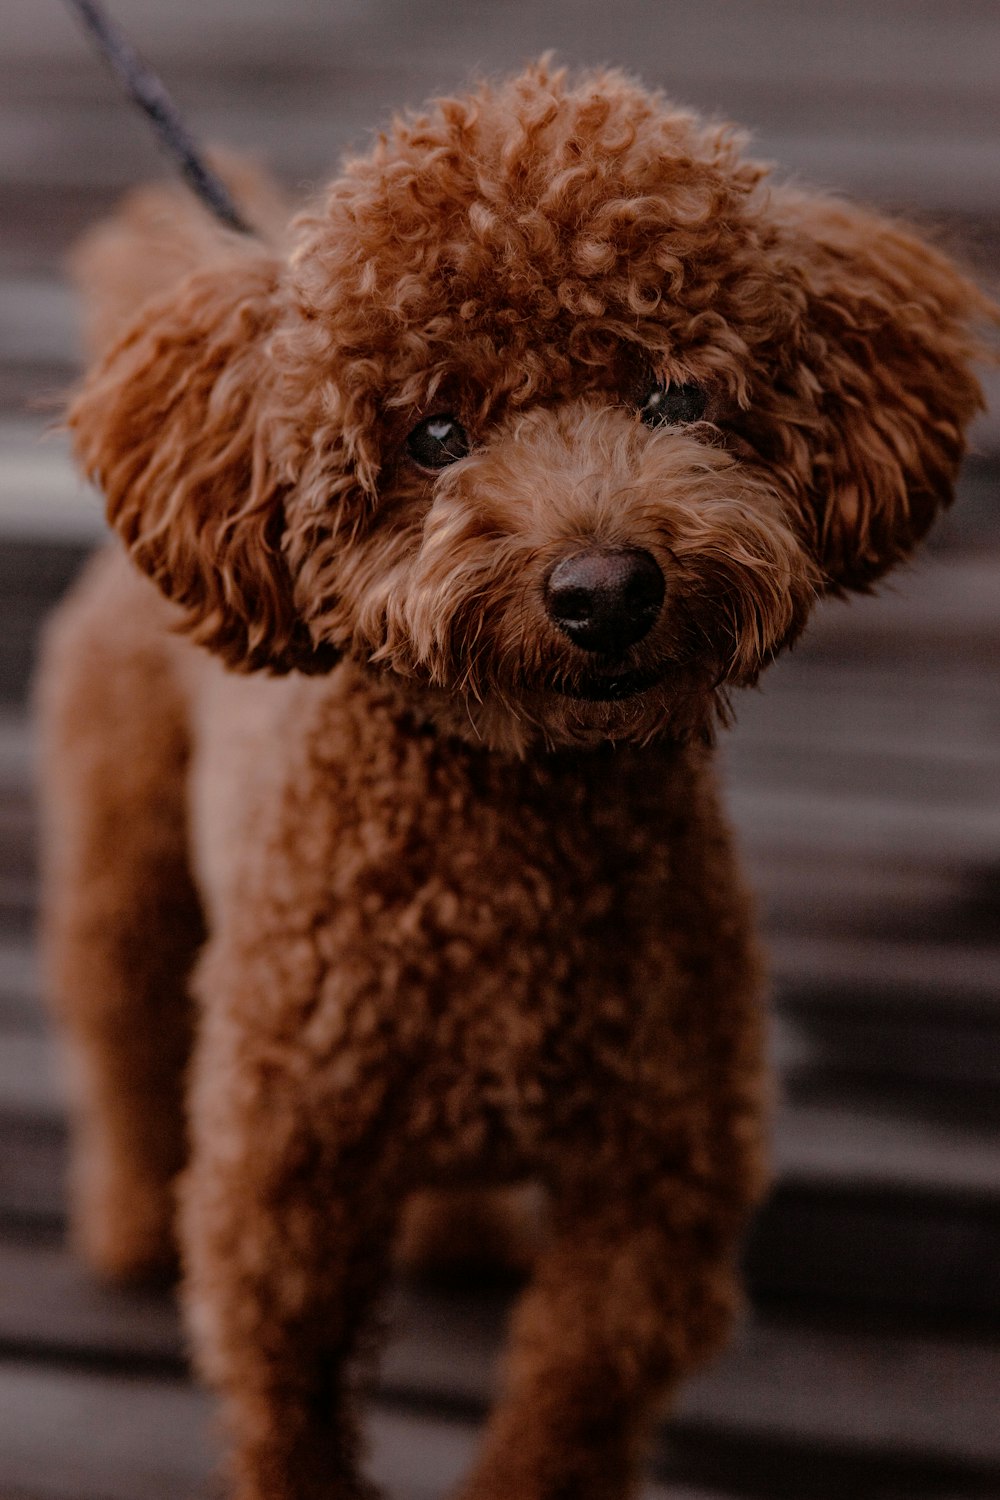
544 547 665 654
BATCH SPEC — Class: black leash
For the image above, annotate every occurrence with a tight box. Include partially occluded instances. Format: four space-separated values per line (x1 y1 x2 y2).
62 0 255 236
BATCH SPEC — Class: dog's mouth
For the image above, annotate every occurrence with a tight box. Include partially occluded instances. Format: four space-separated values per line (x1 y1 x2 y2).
547 665 666 702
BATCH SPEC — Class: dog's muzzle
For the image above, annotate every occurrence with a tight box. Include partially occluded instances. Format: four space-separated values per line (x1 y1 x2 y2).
544 547 665 655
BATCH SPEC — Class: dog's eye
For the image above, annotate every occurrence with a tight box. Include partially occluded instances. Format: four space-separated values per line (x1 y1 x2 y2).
406 415 470 469
638 381 708 429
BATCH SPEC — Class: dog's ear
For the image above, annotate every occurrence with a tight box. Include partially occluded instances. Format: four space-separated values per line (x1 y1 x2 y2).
69 251 332 673
773 193 994 591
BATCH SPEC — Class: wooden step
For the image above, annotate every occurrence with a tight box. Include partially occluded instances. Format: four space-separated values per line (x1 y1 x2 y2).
0 936 37 1028
0 535 93 705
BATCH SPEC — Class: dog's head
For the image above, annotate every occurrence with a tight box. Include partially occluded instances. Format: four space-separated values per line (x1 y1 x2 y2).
71 63 993 751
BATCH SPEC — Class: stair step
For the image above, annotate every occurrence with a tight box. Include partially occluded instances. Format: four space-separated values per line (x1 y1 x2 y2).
0 936 37 1027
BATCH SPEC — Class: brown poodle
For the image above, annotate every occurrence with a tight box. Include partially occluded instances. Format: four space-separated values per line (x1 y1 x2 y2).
37 62 994 1500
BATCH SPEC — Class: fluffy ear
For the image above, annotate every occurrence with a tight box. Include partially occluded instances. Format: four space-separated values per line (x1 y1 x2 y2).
69 251 334 673
773 192 995 590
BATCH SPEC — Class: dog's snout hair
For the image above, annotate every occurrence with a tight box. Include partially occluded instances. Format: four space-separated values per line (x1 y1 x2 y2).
321 399 818 749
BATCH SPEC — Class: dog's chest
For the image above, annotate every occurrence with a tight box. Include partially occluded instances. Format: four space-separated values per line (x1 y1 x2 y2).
194 671 726 1169
300 706 704 1148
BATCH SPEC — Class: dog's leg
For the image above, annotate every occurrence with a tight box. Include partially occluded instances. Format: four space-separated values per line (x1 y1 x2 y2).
37 557 203 1281
460 930 764 1491
456 1165 753 1500
452 773 767 1499
181 943 404 1500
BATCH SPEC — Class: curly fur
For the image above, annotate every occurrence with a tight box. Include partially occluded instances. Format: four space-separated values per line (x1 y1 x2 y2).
39 61 995 1500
